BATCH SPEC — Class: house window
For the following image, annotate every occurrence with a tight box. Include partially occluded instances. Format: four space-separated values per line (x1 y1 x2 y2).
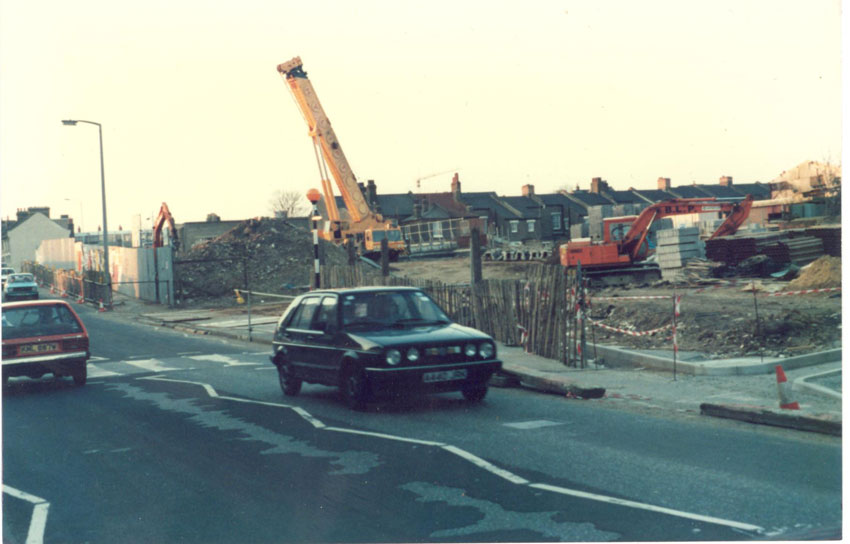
510 221 519 234
551 212 561 231
431 221 443 239
527 220 536 233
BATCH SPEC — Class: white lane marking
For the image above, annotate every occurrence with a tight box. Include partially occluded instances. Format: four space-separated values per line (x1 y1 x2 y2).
123 359 179 373
503 420 565 430
530 483 764 533
88 365 121 378
134 376 766 535
3 485 49 544
442 445 530 485
325 427 446 447
88 356 110 362
186 354 260 367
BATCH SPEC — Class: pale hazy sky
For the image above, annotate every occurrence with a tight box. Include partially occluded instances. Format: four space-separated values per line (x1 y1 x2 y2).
0 0 843 231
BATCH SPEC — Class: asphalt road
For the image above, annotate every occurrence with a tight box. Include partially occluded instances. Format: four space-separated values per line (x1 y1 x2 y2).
2 300 842 542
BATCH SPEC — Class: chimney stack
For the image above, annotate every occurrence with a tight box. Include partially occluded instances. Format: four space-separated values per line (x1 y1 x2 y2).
590 177 609 194
719 175 733 187
451 173 461 201
521 184 535 197
657 177 671 191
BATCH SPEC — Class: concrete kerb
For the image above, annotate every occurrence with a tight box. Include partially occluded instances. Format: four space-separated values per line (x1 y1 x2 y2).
593 344 842 376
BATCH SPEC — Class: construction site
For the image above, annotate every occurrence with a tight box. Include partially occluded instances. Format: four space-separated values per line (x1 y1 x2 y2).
166 56 842 365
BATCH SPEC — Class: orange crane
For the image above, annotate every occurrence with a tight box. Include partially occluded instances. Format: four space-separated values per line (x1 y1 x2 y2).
277 56 405 260
560 195 753 284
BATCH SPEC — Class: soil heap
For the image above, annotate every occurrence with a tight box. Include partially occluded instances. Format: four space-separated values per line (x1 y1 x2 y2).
175 218 349 305
786 256 842 290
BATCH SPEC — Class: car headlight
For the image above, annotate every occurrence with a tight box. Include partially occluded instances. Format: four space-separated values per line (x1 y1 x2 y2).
479 342 494 359
464 343 477 357
386 349 402 366
406 347 420 363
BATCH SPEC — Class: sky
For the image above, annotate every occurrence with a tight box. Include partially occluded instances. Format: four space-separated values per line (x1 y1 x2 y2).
0 0 843 232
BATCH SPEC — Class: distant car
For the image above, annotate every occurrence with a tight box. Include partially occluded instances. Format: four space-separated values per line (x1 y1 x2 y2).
1 267 14 287
2 299 90 386
3 273 39 301
270 286 502 409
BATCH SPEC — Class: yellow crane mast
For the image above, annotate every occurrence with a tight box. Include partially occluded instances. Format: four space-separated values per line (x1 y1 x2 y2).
277 56 405 260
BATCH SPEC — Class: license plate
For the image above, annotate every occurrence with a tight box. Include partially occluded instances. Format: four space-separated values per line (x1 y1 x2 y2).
19 342 59 355
423 369 467 383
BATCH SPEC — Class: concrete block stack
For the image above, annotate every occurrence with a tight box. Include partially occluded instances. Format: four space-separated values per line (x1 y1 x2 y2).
656 227 704 280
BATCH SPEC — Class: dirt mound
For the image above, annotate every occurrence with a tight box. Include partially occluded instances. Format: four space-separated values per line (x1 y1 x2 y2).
786 256 842 290
175 218 349 303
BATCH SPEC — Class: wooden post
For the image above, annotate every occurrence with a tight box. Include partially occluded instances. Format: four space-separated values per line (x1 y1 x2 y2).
381 237 390 278
470 227 482 284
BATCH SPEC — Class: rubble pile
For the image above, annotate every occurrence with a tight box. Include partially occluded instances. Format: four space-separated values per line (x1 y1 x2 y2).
175 218 349 303
786 256 842 290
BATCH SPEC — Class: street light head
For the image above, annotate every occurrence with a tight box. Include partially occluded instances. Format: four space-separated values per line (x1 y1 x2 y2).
62 120 78 126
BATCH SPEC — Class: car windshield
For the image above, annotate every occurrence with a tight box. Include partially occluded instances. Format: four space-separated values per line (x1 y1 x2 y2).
340 290 450 330
2 304 83 339
8 274 34 284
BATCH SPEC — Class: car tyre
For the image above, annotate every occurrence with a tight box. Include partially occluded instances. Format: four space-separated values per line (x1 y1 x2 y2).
461 382 488 402
277 363 302 396
72 366 87 386
341 366 368 411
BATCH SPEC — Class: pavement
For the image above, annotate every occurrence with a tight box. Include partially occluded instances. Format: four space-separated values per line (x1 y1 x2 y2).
105 294 842 436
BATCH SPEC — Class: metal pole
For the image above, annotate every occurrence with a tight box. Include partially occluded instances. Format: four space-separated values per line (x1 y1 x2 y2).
312 203 320 289
97 123 112 306
751 281 764 363
672 289 678 381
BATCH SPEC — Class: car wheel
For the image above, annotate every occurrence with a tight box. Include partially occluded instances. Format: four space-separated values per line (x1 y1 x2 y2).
73 365 87 386
461 382 488 402
277 363 302 396
340 366 368 410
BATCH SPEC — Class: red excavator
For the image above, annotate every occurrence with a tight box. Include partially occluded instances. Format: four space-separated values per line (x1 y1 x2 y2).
560 195 753 285
152 202 179 250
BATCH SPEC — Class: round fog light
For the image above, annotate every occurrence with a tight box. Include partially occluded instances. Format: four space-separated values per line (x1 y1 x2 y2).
406 347 420 363
479 342 494 359
386 349 402 366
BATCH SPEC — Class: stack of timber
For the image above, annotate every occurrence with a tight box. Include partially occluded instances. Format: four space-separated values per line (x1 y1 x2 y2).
656 227 703 280
705 230 828 267
804 226 841 257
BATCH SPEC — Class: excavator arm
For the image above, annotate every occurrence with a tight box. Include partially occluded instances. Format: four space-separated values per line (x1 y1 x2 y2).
620 195 754 260
152 202 179 250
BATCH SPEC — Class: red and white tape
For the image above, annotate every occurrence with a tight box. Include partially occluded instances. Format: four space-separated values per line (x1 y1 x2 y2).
588 319 672 337
591 295 671 301
765 287 841 297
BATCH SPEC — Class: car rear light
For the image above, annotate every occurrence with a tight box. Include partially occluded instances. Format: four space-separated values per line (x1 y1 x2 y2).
63 337 89 351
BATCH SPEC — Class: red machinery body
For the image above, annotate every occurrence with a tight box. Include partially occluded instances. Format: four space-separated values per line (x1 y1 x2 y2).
560 195 753 270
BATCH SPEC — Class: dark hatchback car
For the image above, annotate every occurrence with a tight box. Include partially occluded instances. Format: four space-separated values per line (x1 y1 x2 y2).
270 286 502 409
2 299 90 386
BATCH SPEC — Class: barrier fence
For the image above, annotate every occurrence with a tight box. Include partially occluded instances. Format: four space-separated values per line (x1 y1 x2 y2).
322 262 841 373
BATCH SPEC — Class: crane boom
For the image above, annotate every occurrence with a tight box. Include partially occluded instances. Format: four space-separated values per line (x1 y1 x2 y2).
277 56 383 227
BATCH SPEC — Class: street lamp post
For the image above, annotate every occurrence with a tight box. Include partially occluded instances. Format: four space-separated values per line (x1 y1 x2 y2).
62 119 111 305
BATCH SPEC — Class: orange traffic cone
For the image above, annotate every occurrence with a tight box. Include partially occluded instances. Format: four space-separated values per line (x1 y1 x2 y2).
776 365 800 410
98 299 106 312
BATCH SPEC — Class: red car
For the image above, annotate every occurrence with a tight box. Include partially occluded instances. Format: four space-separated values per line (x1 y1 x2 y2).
2 299 90 386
